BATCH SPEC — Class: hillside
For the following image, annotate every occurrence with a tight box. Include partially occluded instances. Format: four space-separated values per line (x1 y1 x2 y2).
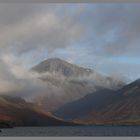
0 95 79 127
54 79 140 125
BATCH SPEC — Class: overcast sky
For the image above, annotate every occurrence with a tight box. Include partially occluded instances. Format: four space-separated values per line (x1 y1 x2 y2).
0 3 140 84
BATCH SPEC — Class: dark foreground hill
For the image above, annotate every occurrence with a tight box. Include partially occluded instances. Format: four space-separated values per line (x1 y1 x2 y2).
0 95 79 127
54 79 140 125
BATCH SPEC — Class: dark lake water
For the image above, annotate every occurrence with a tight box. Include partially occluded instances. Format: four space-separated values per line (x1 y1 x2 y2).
1 126 140 136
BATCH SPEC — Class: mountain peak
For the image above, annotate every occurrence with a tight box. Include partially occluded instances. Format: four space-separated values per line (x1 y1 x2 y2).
31 58 94 77
43 58 65 63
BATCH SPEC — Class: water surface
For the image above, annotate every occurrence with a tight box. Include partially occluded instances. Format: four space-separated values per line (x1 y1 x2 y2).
1 126 140 136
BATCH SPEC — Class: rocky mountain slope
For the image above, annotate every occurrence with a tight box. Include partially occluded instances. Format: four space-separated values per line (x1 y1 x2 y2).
31 58 124 111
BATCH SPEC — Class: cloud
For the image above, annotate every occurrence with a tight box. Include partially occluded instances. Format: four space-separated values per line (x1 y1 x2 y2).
0 4 140 58
0 3 139 99
0 4 85 56
0 4 140 56
86 4 140 57
0 54 47 97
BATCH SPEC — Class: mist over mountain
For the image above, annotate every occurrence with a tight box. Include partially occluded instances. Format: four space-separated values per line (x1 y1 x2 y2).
0 57 139 126
31 58 125 111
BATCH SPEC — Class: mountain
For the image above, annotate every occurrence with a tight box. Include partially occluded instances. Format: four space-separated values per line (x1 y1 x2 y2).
0 95 79 127
31 58 94 77
31 58 124 111
53 89 116 120
54 79 140 125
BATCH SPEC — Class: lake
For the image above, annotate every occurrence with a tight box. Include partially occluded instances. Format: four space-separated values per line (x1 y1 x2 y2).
1 126 140 136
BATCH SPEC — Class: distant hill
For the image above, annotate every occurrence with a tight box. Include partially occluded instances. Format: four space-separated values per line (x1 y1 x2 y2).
0 95 78 127
31 58 124 111
54 79 140 125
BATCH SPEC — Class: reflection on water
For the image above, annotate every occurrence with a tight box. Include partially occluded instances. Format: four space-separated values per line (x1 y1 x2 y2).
1 126 140 136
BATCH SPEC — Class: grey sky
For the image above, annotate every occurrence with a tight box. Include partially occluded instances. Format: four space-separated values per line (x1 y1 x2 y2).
0 3 140 92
